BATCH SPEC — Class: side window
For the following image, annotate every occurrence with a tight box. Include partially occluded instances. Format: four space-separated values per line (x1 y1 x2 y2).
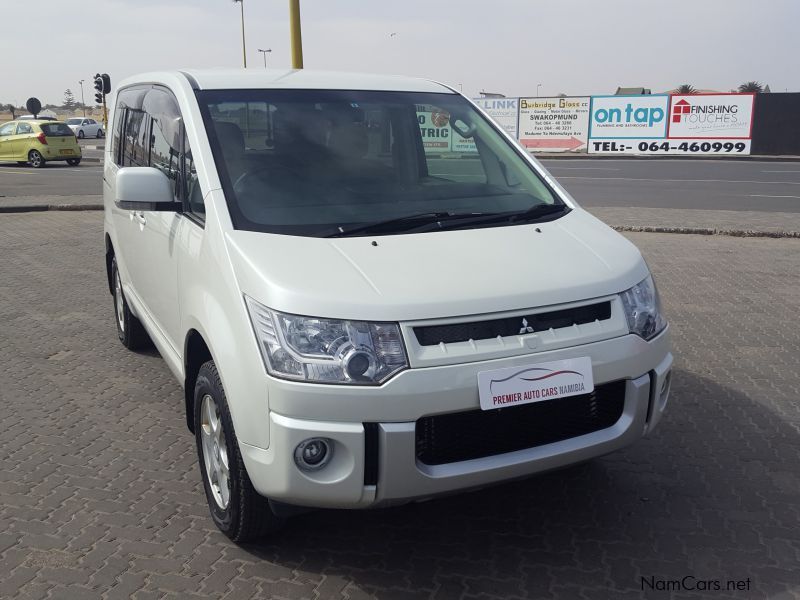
121 109 148 167
16 123 33 134
184 131 203 216
0 122 15 136
111 109 125 165
113 87 149 167
142 88 185 203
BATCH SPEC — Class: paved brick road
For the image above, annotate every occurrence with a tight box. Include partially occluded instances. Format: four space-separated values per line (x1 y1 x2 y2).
0 212 798 600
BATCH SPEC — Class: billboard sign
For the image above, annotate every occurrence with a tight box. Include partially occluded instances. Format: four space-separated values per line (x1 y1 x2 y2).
474 97 519 139
589 93 754 155
588 95 669 140
416 107 451 153
668 93 755 139
450 98 520 153
518 97 590 152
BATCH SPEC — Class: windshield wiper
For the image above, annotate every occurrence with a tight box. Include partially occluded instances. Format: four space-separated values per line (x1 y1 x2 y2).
407 203 570 233
325 212 496 238
510 203 570 223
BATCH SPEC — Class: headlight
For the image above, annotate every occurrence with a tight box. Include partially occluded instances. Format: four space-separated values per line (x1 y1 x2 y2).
245 297 408 385
620 274 667 340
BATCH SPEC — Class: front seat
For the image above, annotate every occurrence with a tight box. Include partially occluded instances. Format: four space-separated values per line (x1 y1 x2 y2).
214 121 246 183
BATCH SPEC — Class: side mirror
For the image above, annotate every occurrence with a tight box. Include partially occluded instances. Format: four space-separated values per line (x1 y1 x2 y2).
115 167 178 211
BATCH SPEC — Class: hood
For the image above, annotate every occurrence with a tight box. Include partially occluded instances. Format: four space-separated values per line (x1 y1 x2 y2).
226 208 649 322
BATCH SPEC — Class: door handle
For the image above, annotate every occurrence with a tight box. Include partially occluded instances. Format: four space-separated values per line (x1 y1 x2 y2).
133 212 146 227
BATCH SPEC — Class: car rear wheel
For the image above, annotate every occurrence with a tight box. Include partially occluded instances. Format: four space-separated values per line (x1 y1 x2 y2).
66 158 81 166
111 256 151 350
28 150 45 168
77 130 85 139
194 360 283 542
96 129 104 139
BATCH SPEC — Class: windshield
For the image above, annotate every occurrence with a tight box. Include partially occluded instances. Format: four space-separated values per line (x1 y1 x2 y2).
40 123 75 137
66 118 82 125
198 89 565 237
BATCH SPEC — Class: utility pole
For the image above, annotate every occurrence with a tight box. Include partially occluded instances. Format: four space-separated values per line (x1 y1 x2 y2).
289 0 303 69
78 80 86 117
258 48 272 69
536 83 542 97
233 0 247 68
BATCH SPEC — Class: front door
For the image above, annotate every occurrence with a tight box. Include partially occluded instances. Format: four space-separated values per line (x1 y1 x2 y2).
11 122 35 160
0 121 16 160
110 86 185 353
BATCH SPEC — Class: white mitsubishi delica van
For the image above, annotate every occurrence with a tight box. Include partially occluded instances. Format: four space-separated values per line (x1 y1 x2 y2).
103 69 673 542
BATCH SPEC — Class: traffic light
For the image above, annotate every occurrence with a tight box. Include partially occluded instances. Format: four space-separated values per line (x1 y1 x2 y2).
102 74 111 94
93 73 104 105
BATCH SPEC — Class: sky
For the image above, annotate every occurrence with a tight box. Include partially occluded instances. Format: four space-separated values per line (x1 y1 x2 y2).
2 0 798 106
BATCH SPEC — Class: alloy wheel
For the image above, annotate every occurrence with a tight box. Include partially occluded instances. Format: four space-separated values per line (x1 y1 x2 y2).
114 270 125 333
200 394 231 509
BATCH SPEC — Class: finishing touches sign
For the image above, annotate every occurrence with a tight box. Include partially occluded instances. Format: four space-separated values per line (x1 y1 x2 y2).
668 93 755 139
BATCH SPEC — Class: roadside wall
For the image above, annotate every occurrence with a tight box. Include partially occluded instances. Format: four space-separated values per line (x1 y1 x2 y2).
751 93 800 156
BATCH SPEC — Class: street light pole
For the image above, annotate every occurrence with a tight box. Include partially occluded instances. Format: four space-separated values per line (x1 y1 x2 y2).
536 83 542 97
233 0 247 68
289 0 304 69
258 48 272 69
78 80 86 117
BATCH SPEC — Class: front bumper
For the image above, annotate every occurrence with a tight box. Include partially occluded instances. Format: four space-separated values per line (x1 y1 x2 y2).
240 330 673 509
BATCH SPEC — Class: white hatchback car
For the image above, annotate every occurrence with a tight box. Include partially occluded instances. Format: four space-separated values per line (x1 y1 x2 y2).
103 69 673 542
66 117 104 139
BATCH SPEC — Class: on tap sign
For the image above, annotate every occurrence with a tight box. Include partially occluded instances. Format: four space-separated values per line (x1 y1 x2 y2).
588 95 669 140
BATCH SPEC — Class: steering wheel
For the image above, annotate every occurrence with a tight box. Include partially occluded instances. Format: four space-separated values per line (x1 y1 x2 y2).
233 162 300 193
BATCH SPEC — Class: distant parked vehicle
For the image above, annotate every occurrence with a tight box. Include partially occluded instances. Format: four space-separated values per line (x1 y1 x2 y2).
18 114 57 121
0 120 82 167
66 117 104 139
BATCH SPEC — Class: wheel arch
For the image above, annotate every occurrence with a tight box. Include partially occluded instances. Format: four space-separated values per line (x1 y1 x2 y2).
184 329 213 433
104 234 114 295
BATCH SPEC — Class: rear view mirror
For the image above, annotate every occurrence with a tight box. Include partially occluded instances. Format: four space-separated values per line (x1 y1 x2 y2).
115 167 178 211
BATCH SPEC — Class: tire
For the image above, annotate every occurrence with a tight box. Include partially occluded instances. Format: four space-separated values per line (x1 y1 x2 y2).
111 256 151 350
28 150 45 168
77 130 85 139
67 158 81 166
194 360 283 542
97 129 104 139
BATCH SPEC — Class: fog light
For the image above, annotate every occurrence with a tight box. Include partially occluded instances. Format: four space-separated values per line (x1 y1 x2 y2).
294 438 332 471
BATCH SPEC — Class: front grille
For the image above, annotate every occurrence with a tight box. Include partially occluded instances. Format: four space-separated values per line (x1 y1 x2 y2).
415 380 626 465
413 301 611 346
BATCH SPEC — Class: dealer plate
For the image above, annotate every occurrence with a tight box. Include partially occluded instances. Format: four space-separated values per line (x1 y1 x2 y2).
478 357 594 411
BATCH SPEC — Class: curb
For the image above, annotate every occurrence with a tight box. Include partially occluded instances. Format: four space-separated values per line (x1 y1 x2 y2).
612 225 800 239
0 204 103 213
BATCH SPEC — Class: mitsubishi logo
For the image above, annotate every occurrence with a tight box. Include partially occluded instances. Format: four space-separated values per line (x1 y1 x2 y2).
519 317 535 335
